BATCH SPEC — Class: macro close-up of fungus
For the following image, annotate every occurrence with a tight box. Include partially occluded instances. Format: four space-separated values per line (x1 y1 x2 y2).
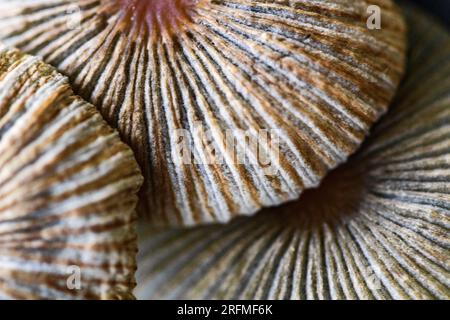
0 0 406 226
137 5 450 299
0 0 448 305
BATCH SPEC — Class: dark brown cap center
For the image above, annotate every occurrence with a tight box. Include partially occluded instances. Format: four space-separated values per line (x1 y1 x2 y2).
119 0 201 40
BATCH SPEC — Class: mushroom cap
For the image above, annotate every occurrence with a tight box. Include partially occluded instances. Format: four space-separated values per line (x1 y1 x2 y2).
135 5 450 300
0 0 406 226
0 47 143 299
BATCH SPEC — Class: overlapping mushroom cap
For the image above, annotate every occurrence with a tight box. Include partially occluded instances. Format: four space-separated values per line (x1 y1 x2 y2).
135 5 450 299
0 0 406 225
0 47 143 299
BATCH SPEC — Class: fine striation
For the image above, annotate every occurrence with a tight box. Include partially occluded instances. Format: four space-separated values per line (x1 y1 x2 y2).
135 5 450 299
0 47 143 299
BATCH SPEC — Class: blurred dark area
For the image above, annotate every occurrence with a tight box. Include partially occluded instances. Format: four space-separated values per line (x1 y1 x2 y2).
409 0 450 28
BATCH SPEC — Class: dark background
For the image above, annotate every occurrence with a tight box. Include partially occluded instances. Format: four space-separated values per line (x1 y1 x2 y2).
410 0 450 27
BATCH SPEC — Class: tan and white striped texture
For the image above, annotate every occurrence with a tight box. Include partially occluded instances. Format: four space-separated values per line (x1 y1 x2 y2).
0 47 143 299
0 0 406 226
135 5 450 300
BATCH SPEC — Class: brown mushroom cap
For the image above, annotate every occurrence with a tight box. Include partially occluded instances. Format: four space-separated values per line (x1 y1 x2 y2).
0 47 143 299
0 0 406 226
135 5 450 300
